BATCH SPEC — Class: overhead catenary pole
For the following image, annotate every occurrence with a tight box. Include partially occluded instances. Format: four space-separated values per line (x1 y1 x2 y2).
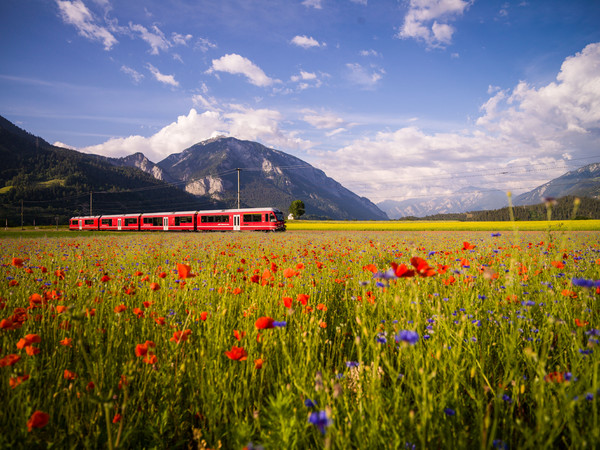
21 199 24 230
90 191 93 217
236 168 241 209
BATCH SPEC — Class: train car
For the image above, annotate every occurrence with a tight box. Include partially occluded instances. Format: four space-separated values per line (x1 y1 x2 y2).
197 207 285 232
97 214 142 231
69 216 101 231
140 211 196 232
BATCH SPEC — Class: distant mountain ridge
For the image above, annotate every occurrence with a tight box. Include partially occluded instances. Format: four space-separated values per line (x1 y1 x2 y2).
378 164 600 219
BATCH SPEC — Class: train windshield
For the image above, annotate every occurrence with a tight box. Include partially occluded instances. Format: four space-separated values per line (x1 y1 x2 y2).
274 211 284 222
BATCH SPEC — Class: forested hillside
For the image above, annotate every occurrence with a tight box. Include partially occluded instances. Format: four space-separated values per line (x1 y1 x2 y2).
0 116 222 226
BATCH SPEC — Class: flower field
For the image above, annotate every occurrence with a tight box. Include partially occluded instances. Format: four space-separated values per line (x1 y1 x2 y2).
1 229 599 448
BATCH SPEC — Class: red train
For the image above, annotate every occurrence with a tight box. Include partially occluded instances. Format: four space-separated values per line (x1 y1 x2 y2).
69 207 286 232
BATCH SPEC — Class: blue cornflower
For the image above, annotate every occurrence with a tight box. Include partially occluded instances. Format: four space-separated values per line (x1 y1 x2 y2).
443 408 456 416
345 361 359 368
308 410 332 434
376 333 387 344
273 321 287 327
491 232 501 237
395 330 419 345
572 278 600 288
502 394 512 403
304 398 317 408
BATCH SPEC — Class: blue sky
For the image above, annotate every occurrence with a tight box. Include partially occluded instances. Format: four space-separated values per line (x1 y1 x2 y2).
1 0 599 203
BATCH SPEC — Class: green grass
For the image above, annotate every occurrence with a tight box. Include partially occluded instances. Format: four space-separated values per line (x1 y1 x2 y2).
0 230 599 448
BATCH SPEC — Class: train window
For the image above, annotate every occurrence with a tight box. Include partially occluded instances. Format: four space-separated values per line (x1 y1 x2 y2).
71 220 78 225
243 214 262 222
174 216 193 225
270 214 277 222
101 219 112 226
124 218 138 226
201 215 228 223
84 219 95 225
143 217 162 226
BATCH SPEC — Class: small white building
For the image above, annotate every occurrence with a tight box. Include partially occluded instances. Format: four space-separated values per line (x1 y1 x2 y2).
288 213 294 220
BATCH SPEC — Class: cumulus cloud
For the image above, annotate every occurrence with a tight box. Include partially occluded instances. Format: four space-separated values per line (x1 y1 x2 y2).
317 42 600 200
56 0 117 50
291 35 325 49
146 63 179 87
397 0 472 48
79 108 311 163
207 54 277 87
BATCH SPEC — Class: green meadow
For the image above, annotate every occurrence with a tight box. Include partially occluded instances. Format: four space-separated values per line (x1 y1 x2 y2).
1 227 599 448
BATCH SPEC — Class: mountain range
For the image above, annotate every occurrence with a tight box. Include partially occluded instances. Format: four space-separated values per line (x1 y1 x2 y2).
378 164 600 219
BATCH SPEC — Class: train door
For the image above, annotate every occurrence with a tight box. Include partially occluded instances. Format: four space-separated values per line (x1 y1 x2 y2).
79 220 82 230
117 218 122 231
233 215 240 231
163 217 169 231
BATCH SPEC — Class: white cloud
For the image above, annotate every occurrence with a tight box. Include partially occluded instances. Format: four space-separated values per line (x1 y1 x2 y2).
171 32 192 46
360 49 381 57
56 0 117 50
302 0 322 9
345 63 385 89
302 110 344 129
397 0 472 48
79 108 310 162
129 23 170 54
290 70 325 90
195 37 217 52
317 42 600 200
146 63 179 87
120 65 144 83
291 35 325 49
53 141 77 150
207 54 277 87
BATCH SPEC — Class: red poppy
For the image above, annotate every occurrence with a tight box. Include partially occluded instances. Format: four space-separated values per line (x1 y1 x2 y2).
64 369 78 380
114 304 127 313
410 257 436 277
60 338 72 347
232 287 243 295
391 263 415 278
199 311 208 321
143 354 157 364
224 345 247 361
283 268 298 278
0 354 21 367
154 316 166 325
101 274 111 282
234 330 246 341
255 316 275 330
135 340 155 357
362 264 378 273
462 241 476 250
56 305 68 314
12 258 24 268
283 296 293 308
575 318 589 327
112 414 121 424
296 294 309 305
170 329 192 344
551 261 565 269
149 282 160 291
254 358 264 369
9 374 29 388
177 263 196 279
27 411 49 432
